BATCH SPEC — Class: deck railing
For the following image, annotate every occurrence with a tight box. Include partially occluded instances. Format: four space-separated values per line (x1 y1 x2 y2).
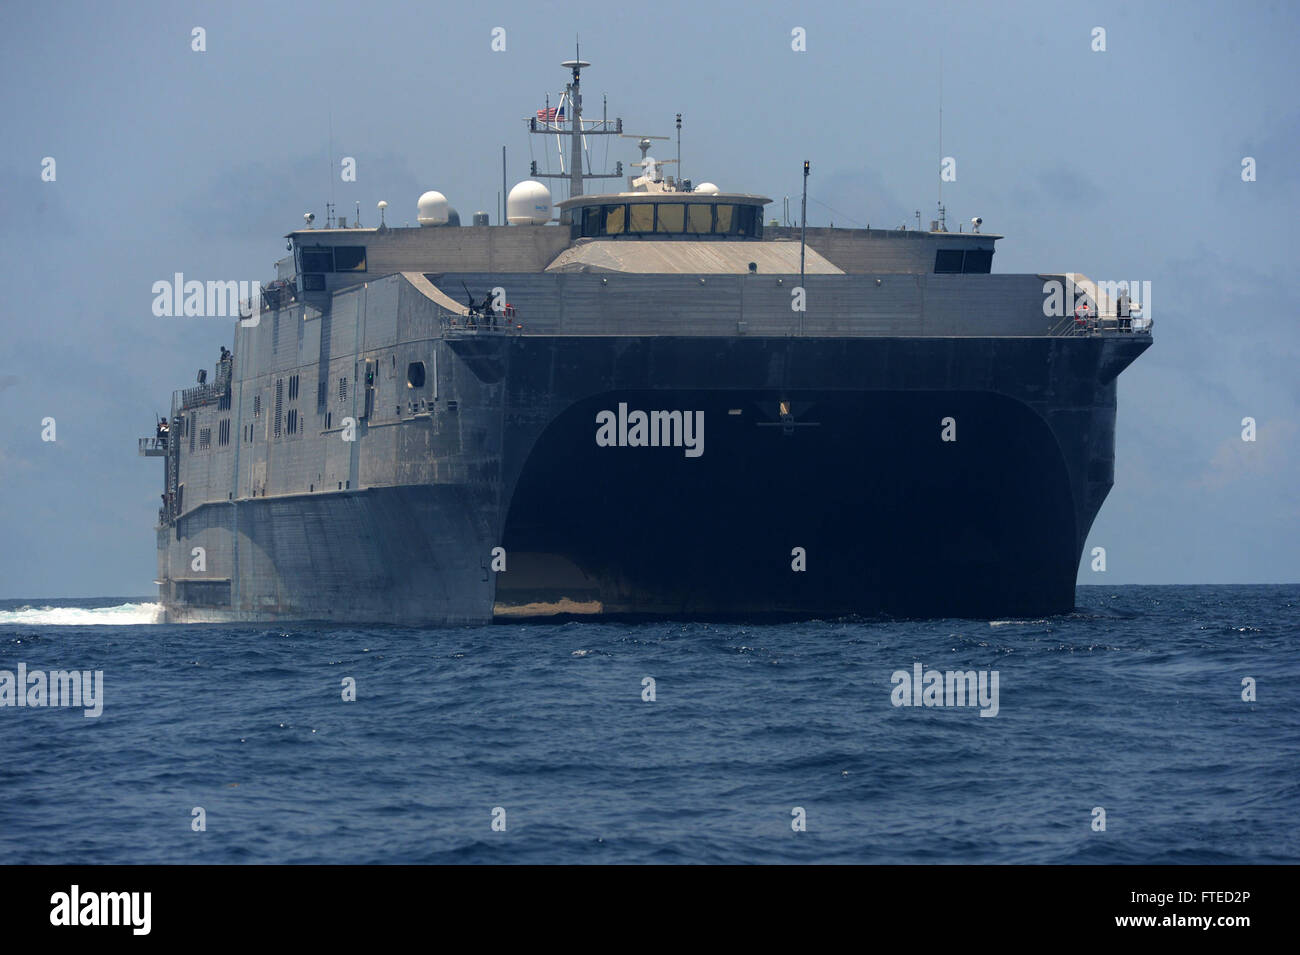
439 309 524 336
1050 313 1153 337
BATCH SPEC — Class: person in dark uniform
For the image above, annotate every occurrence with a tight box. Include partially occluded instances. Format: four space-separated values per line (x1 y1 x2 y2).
1117 290 1131 332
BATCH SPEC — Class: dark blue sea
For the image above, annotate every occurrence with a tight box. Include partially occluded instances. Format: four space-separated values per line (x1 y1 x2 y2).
1 585 1295 864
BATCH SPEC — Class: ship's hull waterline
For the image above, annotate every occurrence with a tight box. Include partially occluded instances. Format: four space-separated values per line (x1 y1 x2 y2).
157 334 1148 624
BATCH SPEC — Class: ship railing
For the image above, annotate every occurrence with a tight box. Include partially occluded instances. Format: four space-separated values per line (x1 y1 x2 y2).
180 382 223 408
1049 313 1154 337
180 358 234 409
237 280 299 321
139 436 168 457
439 310 524 336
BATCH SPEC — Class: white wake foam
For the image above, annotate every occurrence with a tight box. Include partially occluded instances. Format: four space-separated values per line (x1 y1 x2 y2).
0 602 163 626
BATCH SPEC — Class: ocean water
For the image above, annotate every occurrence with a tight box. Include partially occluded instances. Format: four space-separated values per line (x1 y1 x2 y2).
0 585 1295 864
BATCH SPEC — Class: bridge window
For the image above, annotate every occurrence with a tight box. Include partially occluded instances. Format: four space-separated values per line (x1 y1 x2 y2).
628 203 654 233
656 203 684 233
934 250 964 273
686 203 712 234
332 246 366 271
734 205 758 236
602 204 626 234
934 248 994 273
299 245 366 272
300 248 333 272
572 200 763 238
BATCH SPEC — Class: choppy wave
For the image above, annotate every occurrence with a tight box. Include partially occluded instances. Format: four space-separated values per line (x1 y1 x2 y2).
0 602 162 626
0 584 1296 863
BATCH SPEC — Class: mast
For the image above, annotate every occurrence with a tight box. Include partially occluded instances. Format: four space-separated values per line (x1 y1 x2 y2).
564 52 586 197
529 47 622 200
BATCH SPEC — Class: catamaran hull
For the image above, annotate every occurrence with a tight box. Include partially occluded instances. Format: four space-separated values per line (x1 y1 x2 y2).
158 335 1147 624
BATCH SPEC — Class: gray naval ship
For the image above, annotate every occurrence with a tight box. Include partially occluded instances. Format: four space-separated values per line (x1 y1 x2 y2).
140 55 1151 624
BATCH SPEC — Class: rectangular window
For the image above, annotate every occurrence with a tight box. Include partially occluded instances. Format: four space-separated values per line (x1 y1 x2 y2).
628 204 654 233
300 248 333 272
602 205 626 235
736 206 758 236
301 273 326 292
962 249 994 273
934 250 964 273
581 207 601 237
656 203 684 233
686 204 712 234
332 246 367 271
714 204 735 234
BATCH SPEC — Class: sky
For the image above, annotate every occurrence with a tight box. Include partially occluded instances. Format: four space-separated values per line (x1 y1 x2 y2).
0 0 1296 596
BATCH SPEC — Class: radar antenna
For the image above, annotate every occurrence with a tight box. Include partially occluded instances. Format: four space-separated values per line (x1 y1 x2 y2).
621 133 678 190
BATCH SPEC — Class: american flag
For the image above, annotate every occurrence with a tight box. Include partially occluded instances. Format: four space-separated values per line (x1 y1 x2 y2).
536 105 565 121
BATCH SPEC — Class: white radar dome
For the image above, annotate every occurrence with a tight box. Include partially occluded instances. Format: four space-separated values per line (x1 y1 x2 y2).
417 191 449 227
694 182 720 195
507 180 553 225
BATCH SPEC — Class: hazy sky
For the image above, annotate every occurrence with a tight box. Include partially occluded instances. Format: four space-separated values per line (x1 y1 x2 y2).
1 0 1296 596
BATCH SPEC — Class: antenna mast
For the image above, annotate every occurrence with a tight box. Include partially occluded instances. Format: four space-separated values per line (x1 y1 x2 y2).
800 160 809 336
529 46 622 199
937 47 945 232
676 113 682 183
